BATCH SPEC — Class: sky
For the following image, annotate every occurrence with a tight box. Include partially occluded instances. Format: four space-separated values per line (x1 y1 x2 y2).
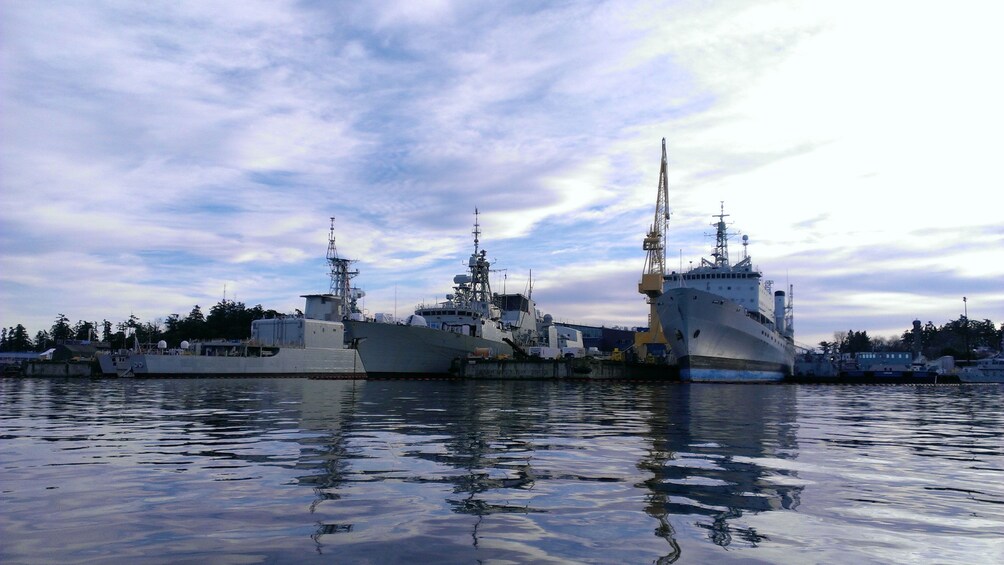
2 0 1003 350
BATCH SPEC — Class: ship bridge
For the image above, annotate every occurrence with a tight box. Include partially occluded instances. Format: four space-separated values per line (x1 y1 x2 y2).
665 268 775 322
662 204 779 325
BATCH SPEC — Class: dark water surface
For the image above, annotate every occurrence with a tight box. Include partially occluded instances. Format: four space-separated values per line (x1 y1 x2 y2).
1 379 1002 564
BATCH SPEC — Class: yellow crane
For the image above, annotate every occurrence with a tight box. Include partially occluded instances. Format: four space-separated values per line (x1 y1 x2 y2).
635 138 671 361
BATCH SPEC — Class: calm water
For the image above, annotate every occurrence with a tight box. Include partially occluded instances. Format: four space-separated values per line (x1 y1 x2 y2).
1 379 1002 564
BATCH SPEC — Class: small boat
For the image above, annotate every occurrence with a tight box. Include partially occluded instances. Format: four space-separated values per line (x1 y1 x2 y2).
959 355 1004 383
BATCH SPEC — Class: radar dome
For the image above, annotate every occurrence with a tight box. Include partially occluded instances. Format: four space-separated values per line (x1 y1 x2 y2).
742 235 749 242
157 340 167 350
180 340 190 349
405 314 428 327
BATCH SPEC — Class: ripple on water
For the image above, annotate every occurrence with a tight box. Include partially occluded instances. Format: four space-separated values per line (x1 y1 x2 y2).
0 379 1002 564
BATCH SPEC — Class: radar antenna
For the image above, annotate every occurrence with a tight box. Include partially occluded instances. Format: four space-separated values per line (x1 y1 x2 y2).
472 207 481 255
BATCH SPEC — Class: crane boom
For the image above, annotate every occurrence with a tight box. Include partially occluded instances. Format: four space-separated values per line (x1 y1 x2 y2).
639 138 670 297
634 138 673 363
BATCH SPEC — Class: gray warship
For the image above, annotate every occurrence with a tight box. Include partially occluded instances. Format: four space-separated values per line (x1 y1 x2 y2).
344 211 546 376
98 219 366 378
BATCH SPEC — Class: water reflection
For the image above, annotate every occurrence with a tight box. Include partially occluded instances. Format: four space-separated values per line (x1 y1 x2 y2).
3 378 1000 564
636 384 801 562
298 382 559 555
291 380 804 561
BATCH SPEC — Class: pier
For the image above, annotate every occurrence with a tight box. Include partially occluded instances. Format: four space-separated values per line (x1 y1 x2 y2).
452 357 677 381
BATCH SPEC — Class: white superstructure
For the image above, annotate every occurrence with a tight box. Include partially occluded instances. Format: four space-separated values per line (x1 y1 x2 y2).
959 355 1004 383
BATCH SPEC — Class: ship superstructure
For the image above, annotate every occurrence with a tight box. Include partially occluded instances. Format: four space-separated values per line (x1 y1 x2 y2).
325 216 365 316
344 210 548 375
99 219 366 377
409 212 513 343
655 204 794 381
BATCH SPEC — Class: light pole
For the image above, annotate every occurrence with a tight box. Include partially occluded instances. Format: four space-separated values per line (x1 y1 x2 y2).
963 296 970 365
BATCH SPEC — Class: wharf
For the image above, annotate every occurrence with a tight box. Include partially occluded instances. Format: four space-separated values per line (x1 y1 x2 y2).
19 360 98 378
453 357 678 381
787 371 961 385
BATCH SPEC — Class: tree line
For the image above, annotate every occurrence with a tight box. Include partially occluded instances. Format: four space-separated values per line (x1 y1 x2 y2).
3 306 1002 358
0 300 292 352
818 316 1003 360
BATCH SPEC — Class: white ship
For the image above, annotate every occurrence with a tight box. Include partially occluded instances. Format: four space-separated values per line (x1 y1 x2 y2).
99 219 366 378
344 211 546 376
959 355 1004 383
655 204 794 382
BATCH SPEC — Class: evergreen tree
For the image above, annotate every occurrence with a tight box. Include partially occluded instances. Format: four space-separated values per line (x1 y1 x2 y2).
73 320 96 341
138 320 162 345
178 305 207 340
206 300 258 339
161 314 186 346
898 316 1003 359
8 324 32 351
839 330 872 354
50 313 72 343
113 314 141 349
34 330 50 352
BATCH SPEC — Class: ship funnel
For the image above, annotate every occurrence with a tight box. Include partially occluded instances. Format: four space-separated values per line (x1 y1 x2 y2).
774 291 786 334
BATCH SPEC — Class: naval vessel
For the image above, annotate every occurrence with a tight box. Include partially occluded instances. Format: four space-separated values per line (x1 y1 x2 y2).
959 355 1004 383
344 211 546 376
99 219 366 378
655 204 795 382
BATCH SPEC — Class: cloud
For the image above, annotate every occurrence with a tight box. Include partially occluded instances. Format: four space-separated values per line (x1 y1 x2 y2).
1 0 1002 350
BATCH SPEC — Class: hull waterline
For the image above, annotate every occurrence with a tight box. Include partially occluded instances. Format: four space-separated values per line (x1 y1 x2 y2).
657 287 794 383
345 320 514 376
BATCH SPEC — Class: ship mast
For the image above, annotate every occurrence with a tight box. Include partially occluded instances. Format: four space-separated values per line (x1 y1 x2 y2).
327 217 361 314
472 207 481 256
711 201 730 268
469 208 492 306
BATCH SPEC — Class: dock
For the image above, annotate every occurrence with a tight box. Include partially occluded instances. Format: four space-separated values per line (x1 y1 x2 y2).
452 357 678 381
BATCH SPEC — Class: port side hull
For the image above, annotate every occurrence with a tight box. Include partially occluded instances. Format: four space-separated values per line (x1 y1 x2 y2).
958 372 1004 383
345 320 514 375
657 287 794 383
679 355 789 383
106 348 365 377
